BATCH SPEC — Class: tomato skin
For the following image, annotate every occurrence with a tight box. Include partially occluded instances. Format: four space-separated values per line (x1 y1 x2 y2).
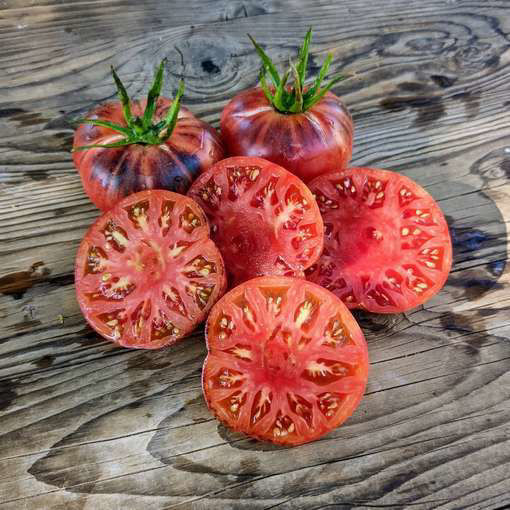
187 156 324 286
220 88 353 183
75 189 226 349
73 98 224 211
306 168 453 313
202 276 369 445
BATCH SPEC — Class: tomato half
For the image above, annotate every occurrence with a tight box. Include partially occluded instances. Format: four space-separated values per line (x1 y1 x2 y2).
73 99 224 211
203 276 369 445
306 168 453 313
75 190 226 349
221 89 353 183
187 156 324 286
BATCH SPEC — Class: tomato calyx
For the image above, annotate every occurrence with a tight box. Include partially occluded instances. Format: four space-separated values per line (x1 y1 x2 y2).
250 28 347 114
73 59 185 151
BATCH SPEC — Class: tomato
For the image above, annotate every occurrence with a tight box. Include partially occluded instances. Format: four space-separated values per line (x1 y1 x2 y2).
306 167 453 313
75 190 226 349
187 156 324 286
221 89 352 184
202 276 369 445
73 61 224 211
220 30 353 183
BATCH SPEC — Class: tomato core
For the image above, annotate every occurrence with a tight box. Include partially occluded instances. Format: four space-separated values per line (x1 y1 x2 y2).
327 208 400 269
129 240 166 279
259 333 299 383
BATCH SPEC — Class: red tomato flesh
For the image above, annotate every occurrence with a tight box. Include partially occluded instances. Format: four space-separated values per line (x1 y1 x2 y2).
75 190 226 349
203 276 369 445
306 168 452 313
187 156 324 286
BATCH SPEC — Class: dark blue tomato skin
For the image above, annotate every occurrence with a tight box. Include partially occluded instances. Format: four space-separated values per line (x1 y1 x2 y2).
73 98 224 211
221 88 353 183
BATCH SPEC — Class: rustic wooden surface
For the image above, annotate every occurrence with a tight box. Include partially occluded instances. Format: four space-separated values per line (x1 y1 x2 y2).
1 1 509 508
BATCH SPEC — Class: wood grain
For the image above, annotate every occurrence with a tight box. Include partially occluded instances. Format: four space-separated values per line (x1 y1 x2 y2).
1 0 509 509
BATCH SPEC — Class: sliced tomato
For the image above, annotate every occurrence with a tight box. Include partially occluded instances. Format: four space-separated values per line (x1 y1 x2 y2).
75 190 226 349
306 167 452 313
203 276 369 445
187 156 324 286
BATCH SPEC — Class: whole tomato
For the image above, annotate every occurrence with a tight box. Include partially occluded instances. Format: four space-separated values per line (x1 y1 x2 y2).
221 30 353 183
73 60 224 211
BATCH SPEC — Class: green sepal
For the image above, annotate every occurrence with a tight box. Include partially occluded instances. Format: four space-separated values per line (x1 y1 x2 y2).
258 67 275 105
305 74 347 110
303 52 332 103
111 66 134 128
72 139 132 152
248 34 280 86
76 118 132 136
296 28 312 87
288 62 303 113
143 59 166 128
272 67 290 112
160 80 185 142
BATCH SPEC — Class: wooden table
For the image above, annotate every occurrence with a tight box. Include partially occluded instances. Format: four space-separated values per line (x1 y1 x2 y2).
1 1 509 508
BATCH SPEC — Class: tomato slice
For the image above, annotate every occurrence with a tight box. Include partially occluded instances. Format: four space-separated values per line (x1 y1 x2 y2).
306 168 452 313
75 190 226 349
203 276 369 445
187 156 324 285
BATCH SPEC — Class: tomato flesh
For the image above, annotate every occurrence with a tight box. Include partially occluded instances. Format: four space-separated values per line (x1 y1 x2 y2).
75 190 226 349
188 156 324 285
203 276 369 445
221 89 353 183
306 168 452 313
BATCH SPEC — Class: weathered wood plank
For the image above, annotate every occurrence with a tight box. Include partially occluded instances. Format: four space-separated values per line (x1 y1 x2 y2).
1 0 509 509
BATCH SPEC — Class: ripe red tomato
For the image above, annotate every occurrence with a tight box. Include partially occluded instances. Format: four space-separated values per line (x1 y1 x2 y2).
221 89 353 183
73 61 224 211
75 190 226 349
203 276 369 445
220 30 353 183
187 156 324 286
306 168 453 313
